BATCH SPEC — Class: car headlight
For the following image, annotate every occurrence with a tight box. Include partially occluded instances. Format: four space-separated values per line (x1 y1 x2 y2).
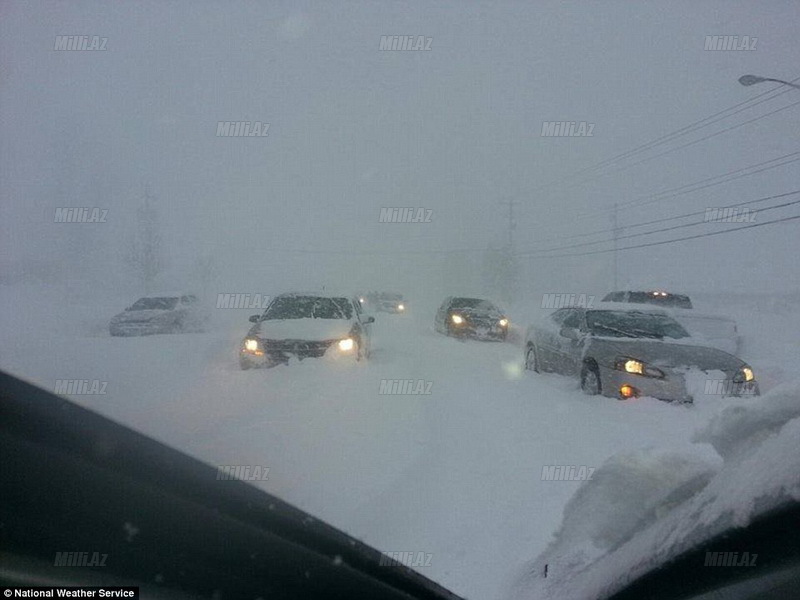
451 314 464 325
397 303 405 311
243 338 264 355
614 357 665 379
338 338 355 351
499 318 509 327
359 297 366 304
734 366 755 383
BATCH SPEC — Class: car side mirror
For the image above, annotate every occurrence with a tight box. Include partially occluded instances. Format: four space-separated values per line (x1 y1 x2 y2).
363 316 375 324
248 315 261 323
560 326 579 340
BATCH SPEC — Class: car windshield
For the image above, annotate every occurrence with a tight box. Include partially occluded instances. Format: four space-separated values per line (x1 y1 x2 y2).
2 3 798 600
450 298 497 312
263 296 352 320
129 297 179 311
627 292 693 309
586 310 690 339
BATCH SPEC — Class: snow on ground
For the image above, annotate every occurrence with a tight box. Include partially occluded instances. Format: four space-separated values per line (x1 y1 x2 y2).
505 381 800 600
1 283 798 600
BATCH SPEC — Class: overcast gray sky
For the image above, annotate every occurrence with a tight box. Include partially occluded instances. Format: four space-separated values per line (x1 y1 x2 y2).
2 0 798 298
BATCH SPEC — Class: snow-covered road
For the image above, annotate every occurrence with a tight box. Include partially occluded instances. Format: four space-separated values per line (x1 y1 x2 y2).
1 286 797 599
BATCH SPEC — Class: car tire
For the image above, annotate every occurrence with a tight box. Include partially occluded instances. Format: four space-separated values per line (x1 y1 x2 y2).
580 362 602 395
525 344 540 373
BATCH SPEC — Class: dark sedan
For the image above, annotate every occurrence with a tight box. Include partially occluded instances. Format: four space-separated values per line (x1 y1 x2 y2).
434 296 509 341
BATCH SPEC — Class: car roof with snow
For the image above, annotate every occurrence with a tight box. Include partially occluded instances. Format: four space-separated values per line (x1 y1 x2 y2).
141 291 197 299
602 290 693 308
274 291 354 300
599 298 736 322
575 302 673 315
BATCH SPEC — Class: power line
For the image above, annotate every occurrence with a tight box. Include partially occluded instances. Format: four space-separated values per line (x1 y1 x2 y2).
615 152 800 211
525 214 800 259
562 97 800 223
575 82 797 175
606 98 800 176
517 192 800 256
534 76 800 196
522 155 800 245
251 246 488 256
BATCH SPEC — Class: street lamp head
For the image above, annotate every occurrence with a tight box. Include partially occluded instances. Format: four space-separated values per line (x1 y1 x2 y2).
739 74 766 86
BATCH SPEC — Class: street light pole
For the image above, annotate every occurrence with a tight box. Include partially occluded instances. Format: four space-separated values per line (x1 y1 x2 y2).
738 74 800 90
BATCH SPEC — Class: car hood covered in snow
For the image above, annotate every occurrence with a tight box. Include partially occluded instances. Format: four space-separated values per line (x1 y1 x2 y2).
588 339 745 372
251 318 354 341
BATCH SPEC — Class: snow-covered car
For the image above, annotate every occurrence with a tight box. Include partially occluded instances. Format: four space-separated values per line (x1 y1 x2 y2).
602 290 693 309
109 294 208 336
359 291 406 314
524 303 758 402
434 297 509 341
240 293 374 369
601 291 741 354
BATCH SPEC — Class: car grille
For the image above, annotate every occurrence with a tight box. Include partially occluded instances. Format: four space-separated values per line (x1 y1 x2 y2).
262 339 333 359
467 316 499 328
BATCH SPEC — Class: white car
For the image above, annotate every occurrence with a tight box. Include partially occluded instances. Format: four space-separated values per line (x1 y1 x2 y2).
109 293 209 336
240 293 374 369
601 291 741 355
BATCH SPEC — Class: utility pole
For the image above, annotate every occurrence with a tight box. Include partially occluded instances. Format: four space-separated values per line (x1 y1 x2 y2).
612 202 619 289
498 198 518 305
499 198 517 253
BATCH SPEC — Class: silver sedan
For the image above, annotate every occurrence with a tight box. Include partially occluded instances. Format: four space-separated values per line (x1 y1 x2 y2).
523 304 758 403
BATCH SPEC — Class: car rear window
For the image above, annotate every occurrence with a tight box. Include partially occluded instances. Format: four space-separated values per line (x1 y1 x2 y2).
130 297 179 310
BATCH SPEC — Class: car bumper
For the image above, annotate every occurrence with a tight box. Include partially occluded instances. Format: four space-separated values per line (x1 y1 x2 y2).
447 324 507 341
109 322 172 336
240 339 351 368
598 366 759 402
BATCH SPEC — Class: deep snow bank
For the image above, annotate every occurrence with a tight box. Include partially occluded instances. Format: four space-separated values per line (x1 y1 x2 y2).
505 381 800 600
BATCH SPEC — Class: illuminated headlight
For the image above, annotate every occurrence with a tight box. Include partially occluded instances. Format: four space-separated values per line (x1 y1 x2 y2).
615 358 665 379
359 297 366 304
397 304 405 311
338 338 355 351
451 314 464 325
499 318 509 327
734 366 755 383
243 338 263 355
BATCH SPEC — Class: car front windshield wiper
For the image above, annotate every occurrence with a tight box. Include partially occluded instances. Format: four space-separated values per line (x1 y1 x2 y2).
591 323 662 339
590 324 634 337
628 327 664 339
